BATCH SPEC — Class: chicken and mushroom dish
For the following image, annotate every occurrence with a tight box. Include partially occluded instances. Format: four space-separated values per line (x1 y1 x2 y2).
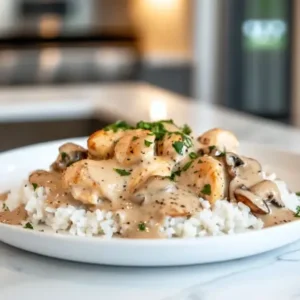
0 120 299 239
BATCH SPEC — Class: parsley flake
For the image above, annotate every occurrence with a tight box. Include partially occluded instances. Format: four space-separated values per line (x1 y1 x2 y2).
172 141 184 155
169 169 181 181
32 183 38 191
114 168 131 176
2 203 8 211
132 136 139 141
104 120 133 132
208 145 216 153
295 206 300 217
24 222 33 230
138 222 146 231
182 160 193 171
217 151 226 157
201 184 211 196
189 152 197 159
144 140 153 147
182 124 192 135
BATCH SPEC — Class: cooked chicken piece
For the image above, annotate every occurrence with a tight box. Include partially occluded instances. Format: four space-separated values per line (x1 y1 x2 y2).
51 143 88 172
114 129 155 166
197 128 239 153
87 129 126 159
128 157 173 194
0 191 9 201
178 155 228 204
63 159 129 206
157 133 194 163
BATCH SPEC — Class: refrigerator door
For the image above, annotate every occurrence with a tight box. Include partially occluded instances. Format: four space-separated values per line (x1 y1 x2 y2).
224 0 292 123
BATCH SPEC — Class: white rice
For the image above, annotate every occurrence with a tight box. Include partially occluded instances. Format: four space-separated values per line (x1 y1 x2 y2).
1 173 300 238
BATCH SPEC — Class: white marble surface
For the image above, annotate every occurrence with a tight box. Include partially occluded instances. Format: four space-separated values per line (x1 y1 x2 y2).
1 83 300 152
1 83 300 299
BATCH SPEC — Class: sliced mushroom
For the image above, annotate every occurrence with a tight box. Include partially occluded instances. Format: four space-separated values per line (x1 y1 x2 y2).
250 180 285 208
51 143 88 172
235 188 270 214
227 155 263 201
197 128 239 153
224 152 244 177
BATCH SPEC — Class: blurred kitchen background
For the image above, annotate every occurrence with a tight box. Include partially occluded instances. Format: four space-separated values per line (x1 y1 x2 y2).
1 0 300 150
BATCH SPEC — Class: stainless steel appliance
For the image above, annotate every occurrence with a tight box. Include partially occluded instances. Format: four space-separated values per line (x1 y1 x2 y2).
0 0 139 85
194 0 293 124
223 0 292 123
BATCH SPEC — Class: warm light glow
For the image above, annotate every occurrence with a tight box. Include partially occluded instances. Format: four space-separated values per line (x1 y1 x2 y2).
39 14 61 38
150 100 167 121
39 48 61 70
146 0 176 9
129 0 191 59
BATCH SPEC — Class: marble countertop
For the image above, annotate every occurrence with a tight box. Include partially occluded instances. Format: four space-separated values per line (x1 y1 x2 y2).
1 83 300 152
1 83 300 300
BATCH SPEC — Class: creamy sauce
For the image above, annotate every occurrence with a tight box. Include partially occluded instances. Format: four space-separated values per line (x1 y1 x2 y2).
0 205 27 225
29 170 80 208
118 177 201 238
257 207 298 228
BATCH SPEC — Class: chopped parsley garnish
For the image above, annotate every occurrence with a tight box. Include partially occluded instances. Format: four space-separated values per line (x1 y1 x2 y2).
208 145 216 153
201 184 211 196
217 151 226 157
114 168 131 176
295 206 300 217
296 192 300 197
136 120 152 130
160 119 174 124
172 141 184 155
138 222 146 231
135 120 194 149
132 136 139 141
2 203 8 211
198 159 203 163
180 133 193 148
144 140 153 147
137 121 167 140
182 124 192 135
182 160 193 171
24 222 33 229
169 170 181 181
61 152 68 161
189 152 198 159
32 183 38 191
104 120 133 132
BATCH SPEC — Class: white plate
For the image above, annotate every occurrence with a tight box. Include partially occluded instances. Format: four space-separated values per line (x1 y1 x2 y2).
0 138 300 267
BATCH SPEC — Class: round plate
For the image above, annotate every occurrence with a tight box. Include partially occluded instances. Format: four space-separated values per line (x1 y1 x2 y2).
0 138 300 266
